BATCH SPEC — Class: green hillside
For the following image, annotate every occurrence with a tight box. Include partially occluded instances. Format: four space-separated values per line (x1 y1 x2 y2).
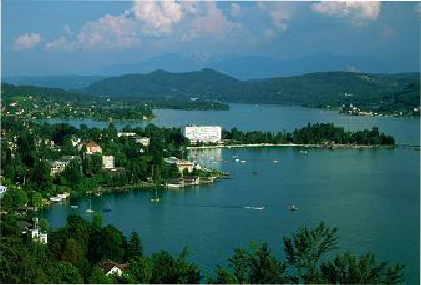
1 83 95 102
81 70 420 111
81 68 240 98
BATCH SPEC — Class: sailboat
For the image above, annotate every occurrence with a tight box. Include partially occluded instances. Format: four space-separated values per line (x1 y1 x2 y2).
86 199 94 213
151 188 161 202
102 201 111 212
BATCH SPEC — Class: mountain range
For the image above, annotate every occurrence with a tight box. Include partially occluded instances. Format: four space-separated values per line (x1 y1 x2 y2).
99 52 390 80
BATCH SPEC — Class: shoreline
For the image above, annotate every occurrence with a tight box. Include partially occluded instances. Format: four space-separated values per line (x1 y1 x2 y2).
187 143 396 150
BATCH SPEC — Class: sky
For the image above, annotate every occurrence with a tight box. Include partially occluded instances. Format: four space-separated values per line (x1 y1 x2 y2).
1 0 420 76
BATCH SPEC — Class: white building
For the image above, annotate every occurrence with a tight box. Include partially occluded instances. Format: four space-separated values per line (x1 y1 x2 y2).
0 186 7 199
183 125 222 143
117 132 136 138
50 160 70 176
135 137 150 147
102 156 115 169
165 157 194 173
29 228 48 244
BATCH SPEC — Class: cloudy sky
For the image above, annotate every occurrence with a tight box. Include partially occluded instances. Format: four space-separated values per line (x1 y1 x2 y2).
2 1 420 76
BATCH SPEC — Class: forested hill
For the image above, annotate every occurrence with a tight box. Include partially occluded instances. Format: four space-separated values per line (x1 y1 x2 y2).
1 83 96 102
80 70 420 108
80 68 240 98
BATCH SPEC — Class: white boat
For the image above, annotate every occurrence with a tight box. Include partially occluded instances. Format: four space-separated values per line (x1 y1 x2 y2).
151 188 161 202
273 160 279 163
86 199 94 213
50 197 62 202
244 206 265 210
288 205 299 212
241 160 246 163
235 158 240 162
70 205 78 209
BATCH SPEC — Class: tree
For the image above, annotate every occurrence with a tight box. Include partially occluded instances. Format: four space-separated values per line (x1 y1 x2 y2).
2 189 29 210
31 192 43 209
87 267 112 284
46 261 83 284
320 251 405 284
127 231 143 260
283 222 339 283
61 238 83 265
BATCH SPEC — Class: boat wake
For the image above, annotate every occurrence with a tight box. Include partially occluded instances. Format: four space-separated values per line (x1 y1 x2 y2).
244 206 265 210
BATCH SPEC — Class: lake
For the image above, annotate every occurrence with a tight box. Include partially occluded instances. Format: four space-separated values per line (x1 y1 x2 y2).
41 104 420 282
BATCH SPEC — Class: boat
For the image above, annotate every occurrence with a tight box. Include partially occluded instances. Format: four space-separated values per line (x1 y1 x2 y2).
235 158 240 162
244 206 265 210
273 160 279 163
86 199 94 213
70 205 78 209
253 171 258 175
300 150 308 154
102 201 111 212
95 192 101 197
151 188 161 202
50 196 62 202
241 160 246 163
288 205 299 212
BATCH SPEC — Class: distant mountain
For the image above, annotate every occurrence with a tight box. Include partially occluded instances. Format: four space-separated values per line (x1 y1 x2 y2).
100 53 199 76
81 69 419 108
1 75 106 90
99 52 390 80
81 68 240 98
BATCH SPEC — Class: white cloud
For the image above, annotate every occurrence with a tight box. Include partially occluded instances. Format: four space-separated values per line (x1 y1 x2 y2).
131 1 183 35
43 1 246 51
258 2 292 33
311 1 381 26
46 13 140 51
181 2 241 41
231 3 241 18
13 33 41 50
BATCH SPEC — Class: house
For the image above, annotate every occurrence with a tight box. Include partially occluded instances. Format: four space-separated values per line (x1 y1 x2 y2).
50 160 70 176
164 157 194 173
117 132 136 138
18 219 48 244
71 135 81 147
9 101 17 107
0 185 7 194
102 156 115 169
135 137 150 147
29 228 48 244
0 185 7 198
79 141 102 154
96 261 125 276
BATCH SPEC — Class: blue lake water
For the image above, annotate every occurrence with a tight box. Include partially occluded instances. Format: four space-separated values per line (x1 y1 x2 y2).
41 104 420 282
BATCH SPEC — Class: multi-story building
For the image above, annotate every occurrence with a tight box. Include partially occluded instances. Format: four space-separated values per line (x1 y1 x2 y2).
183 125 222 143
102 156 115 169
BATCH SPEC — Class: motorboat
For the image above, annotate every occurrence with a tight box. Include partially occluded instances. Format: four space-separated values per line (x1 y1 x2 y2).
288 205 299 212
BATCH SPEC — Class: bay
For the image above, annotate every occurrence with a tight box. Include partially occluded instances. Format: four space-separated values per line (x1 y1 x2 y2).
41 104 420 283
